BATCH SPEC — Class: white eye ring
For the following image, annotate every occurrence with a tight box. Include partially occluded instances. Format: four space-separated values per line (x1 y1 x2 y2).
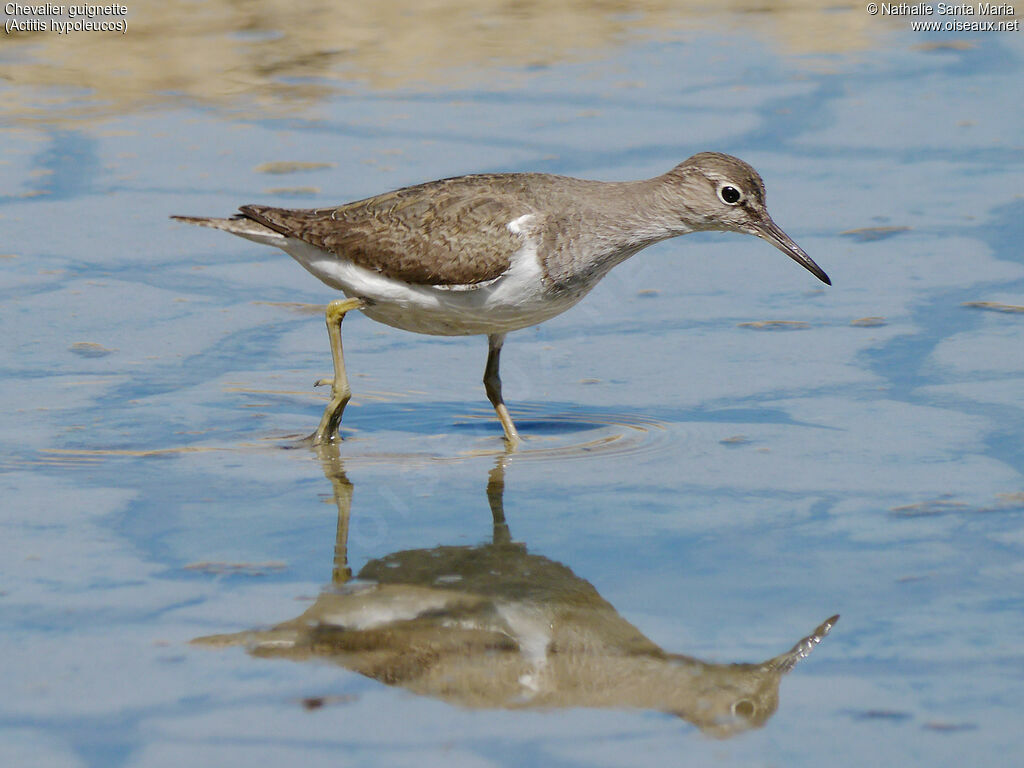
717 184 743 206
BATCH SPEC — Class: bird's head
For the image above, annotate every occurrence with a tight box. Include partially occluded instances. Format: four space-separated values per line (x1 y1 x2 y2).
666 152 831 285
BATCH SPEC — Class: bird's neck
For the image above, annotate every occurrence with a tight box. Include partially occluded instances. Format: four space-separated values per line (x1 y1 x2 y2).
589 177 695 246
544 179 693 287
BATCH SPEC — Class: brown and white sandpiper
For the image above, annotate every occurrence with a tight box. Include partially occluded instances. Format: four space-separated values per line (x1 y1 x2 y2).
173 152 830 447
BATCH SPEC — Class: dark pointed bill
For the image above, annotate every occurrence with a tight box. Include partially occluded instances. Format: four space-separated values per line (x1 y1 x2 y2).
766 614 839 673
755 218 831 286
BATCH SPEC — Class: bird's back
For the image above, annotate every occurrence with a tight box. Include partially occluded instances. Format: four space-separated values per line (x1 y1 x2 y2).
241 172 601 287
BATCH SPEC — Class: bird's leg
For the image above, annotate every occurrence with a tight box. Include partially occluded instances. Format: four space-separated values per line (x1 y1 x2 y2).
310 297 365 445
483 333 521 447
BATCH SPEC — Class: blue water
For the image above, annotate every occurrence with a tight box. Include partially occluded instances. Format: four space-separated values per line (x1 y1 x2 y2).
2 6 1023 767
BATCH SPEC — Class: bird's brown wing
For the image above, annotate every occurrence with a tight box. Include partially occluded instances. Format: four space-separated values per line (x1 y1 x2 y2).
240 175 539 286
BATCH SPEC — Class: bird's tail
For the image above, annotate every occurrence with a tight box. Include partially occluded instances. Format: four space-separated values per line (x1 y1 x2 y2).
170 214 287 246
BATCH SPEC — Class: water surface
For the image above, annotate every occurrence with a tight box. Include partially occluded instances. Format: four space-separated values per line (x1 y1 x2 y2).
2 2 1023 766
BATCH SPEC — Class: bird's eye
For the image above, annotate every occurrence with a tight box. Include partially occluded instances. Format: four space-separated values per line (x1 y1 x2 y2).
732 699 756 719
718 185 742 205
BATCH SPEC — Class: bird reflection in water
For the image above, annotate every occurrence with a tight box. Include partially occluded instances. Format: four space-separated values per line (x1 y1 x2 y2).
194 447 837 738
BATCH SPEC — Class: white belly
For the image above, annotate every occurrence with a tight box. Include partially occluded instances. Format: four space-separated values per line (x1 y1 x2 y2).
281 238 584 336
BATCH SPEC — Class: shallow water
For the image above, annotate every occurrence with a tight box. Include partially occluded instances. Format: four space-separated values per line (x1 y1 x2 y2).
2 2 1023 766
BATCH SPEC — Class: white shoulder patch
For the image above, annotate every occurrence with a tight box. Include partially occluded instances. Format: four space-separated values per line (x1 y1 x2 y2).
506 213 537 235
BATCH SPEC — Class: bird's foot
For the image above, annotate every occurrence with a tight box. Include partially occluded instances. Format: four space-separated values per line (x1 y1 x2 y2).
494 402 522 451
502 433 523 452
310 395 349 445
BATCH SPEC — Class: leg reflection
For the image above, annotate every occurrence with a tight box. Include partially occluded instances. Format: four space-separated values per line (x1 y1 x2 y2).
312 441 353 584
